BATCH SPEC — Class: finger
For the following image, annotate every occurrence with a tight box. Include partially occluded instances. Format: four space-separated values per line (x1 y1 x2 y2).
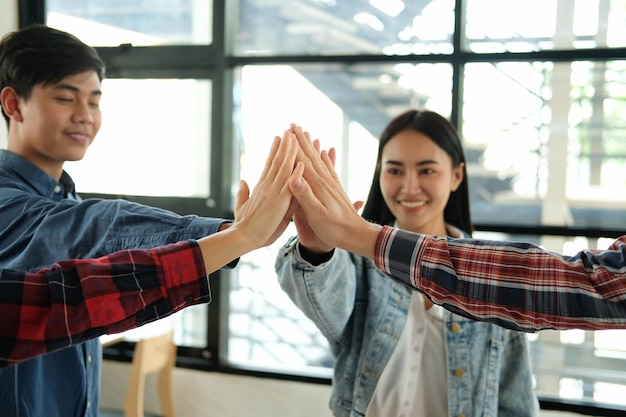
257 135 282 182
321 150 341 181
234 180 250 219
290 175 318 211
328 147 336 167
313 139 321 153
263 129 296 189
278 131 299 194
353 200 364 212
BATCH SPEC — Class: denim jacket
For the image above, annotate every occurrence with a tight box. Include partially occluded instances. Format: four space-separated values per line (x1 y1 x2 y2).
276 235 539 417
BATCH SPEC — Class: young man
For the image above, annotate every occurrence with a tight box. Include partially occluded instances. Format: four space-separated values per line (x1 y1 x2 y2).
287 124 626 332
0 24 299 416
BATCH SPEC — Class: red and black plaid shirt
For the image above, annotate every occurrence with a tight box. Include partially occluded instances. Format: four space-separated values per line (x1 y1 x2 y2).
0 240 209 367
375 225 626 332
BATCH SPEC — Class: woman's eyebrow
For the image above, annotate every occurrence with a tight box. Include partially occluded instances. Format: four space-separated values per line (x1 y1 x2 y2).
383 159 439 166
383 160 403 166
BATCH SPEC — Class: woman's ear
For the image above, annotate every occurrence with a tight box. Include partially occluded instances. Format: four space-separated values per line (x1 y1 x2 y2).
0 87 23 123
451 162 465 192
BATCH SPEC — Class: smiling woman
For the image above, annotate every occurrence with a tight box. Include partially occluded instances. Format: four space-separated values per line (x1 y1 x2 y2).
275 110 540 417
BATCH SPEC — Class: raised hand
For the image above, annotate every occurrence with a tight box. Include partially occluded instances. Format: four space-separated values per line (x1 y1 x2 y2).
288 125 381 259
232 129 299 249
287 125 336 254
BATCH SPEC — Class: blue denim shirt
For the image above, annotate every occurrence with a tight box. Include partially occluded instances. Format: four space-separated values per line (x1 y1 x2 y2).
276 235 539 417
0 149 228 417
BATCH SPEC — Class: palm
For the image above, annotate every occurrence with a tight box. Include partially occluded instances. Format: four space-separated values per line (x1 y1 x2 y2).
292 205 329 251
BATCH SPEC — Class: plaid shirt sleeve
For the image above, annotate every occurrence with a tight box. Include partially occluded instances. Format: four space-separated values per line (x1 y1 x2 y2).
374 225 626 332
0 240 209 367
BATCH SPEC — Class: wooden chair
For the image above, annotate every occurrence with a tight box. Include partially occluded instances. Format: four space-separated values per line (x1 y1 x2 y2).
123 330 177 417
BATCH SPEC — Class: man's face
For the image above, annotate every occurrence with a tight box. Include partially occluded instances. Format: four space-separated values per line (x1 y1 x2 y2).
8 70 102 178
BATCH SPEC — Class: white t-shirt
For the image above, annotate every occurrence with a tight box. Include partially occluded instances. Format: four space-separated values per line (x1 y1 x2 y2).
366 293 448 416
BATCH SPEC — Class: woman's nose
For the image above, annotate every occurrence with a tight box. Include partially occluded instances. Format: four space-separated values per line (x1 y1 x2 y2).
402 173 420 192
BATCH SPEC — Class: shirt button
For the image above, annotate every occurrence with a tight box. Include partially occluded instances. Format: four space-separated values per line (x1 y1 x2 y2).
185 295 194 303
450 323 462 333
86 401 91 409
87 355 92 362
453 368 465 377
54 185 62 193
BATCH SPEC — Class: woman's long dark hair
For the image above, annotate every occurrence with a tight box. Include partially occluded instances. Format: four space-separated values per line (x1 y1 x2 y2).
361 109 473 235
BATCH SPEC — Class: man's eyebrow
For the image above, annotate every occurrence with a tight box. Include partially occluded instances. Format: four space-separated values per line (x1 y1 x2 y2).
53 84 102 96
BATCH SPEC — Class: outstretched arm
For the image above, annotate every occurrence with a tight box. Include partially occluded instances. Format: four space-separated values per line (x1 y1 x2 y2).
0 130 301 366
289 124 626 331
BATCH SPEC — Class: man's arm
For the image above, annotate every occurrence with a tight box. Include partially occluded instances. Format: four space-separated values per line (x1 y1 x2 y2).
289 124 626 331
374 226 626 332
0 129 301 367
0 240 206 367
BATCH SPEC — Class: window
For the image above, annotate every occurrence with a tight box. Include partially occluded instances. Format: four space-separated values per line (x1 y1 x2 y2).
229 0 626 412
66 78 212 198
46 0 213 46
35 0 626 413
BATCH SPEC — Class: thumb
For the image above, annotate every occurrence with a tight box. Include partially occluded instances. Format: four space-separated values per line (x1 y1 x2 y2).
289 176 311 201
235 180 250 215
289 165 318 209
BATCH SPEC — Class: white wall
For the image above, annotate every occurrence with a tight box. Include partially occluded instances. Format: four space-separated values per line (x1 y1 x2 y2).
0 0 18 149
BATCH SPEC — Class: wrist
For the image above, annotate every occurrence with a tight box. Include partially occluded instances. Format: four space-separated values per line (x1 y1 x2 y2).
298 243 334 266
340 220 382 260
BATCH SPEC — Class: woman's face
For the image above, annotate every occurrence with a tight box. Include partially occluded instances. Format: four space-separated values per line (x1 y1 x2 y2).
379 129 464 235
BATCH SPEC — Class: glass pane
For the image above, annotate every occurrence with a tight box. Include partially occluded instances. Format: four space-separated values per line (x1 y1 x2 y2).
234 0 454 56
473 231 626 407
227 63 451 372
65 79 212 198
46 0 212 46
465 0 626 52
462 60 626 229
228 224 333 376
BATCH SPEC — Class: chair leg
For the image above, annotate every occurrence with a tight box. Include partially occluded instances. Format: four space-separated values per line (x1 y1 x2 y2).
157 358 177 417
124 348 146 417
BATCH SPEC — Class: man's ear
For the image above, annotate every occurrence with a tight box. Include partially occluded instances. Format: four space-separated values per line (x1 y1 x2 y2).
0 87 23 123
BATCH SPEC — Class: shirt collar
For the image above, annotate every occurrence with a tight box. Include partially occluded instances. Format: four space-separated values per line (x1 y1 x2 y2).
0 149 77 200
